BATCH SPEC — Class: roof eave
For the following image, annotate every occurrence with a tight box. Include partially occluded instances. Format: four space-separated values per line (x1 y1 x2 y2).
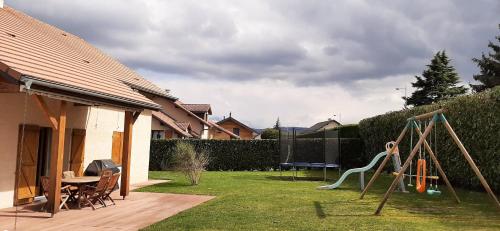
21 75 160 110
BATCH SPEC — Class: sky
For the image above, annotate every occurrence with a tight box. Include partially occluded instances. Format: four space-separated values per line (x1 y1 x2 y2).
8 0 500 128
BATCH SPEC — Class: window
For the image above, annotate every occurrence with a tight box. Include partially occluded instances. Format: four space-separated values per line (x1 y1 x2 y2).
233 128 240 136
151 130 165 140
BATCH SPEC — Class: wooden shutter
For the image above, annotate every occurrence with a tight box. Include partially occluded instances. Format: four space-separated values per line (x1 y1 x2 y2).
70 129 86 176
15 125 40 205
112 131 123 165
165 130 173 139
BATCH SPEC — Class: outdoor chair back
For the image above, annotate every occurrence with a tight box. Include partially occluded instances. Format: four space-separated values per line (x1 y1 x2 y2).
40 176 71 211
102 173 121 206
63 171 75 179
82 174 111 210
101 169 113 178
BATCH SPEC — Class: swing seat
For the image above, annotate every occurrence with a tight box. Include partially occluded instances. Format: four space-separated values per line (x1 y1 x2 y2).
416 159 426 193
426 188 442 196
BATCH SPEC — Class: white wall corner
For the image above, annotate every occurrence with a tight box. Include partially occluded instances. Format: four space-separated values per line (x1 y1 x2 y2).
0 0 4 9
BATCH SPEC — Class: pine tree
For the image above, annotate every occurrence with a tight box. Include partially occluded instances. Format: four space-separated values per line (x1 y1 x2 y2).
406 51 467 106
470 25 500 92
273 117 281 129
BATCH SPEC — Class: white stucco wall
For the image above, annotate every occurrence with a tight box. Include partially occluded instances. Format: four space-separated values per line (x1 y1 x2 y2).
0 93 152 209
69 106 152 185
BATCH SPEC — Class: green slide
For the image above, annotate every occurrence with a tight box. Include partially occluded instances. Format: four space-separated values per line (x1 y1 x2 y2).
318 151 388 190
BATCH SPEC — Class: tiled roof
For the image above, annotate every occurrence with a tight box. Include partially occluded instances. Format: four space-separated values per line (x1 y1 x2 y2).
173 100 212 127
175 122 191 131
208 120 240 139
152 110 192 138
308 119 341 132
217 116 257 134
0 6 165 109
181 104 212 114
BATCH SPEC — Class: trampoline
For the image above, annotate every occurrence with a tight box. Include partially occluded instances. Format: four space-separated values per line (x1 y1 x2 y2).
279 128 341 181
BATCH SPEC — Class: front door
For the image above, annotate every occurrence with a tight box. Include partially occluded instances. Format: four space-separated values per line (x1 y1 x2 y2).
15 125 40 205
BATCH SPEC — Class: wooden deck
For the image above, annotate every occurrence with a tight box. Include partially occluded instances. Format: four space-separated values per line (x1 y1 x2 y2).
0 181 214 231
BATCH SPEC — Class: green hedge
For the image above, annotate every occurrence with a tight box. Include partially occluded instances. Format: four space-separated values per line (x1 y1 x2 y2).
150 139 279 171
359 87 500 191
150 138 363 171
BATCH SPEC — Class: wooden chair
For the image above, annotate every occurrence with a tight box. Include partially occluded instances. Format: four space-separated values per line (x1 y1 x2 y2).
102 173 121 206
81 174 110 210
101 169 113 178
62 171 79 201
62 171 76 179
40 176 71 211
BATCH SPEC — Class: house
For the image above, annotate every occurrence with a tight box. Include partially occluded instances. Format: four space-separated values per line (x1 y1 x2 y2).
213 113 258 140
182 104 212 121
207 120 241 140
308 119 342 132
0 5 165 213
150 99 240 140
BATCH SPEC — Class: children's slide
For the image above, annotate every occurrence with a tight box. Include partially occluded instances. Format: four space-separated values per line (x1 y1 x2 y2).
318 151 388 190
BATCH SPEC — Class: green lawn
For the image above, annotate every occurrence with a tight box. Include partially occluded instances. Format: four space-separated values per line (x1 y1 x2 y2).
137 171 500 231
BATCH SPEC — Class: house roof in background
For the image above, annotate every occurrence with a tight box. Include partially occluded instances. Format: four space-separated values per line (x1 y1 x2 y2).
173 100 212 127
175 122 191 132
208 120 240 139
308 119 341 132
0 6 166 109
152 110 193 138
216 116 257 134
181 104 212 115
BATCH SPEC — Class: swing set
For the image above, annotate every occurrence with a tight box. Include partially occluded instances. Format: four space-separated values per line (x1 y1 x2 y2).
359 109 500 215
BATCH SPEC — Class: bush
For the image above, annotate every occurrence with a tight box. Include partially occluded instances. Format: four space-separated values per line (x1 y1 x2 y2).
359 86 500 191
172 142 209 185
261 128 279 139
151 139 279 171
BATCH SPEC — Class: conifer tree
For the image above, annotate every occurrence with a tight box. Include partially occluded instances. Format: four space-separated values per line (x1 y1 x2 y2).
406 51 467 106
470 25 500 92
273 117 281 130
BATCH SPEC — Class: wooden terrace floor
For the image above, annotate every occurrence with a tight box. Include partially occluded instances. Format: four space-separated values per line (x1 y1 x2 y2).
0 181 214 231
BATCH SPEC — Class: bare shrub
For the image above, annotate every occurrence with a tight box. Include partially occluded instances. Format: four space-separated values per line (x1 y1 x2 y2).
172 142 209 185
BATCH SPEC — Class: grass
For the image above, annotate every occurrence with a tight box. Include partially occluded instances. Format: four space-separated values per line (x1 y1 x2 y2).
138 170 500 231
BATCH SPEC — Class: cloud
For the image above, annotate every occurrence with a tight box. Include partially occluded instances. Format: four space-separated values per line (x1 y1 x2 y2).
7 0 500 127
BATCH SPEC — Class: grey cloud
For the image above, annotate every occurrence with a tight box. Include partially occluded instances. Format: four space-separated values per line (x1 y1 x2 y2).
8 0 500 87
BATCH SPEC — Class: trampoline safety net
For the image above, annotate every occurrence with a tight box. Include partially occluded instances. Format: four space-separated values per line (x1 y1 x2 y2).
279 128 340 169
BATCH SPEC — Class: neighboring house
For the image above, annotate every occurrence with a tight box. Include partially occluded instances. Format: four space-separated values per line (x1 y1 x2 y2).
308 119 342 132
214 114 258 140
0 5 165 213
182 104 212 121
149 100 240 140
207 120 241 140
147 96 212 139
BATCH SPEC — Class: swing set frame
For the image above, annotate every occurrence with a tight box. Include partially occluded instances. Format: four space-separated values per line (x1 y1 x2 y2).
359 109 500 215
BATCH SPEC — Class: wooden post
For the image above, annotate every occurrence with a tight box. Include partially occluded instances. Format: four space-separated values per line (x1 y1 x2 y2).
359 121 409 199
120 111 134 199
47 100 67 215
375 119 435 215
412 121 460 203
33 95 58 130
442 118 500 209
408 109 444 121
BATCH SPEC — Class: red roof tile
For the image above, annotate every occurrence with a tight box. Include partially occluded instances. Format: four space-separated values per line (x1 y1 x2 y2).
0 6 165 109
181 104 212 114
152 110 192 138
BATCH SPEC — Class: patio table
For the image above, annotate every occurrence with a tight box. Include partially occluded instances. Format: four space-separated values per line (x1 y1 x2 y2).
62 176 101 209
